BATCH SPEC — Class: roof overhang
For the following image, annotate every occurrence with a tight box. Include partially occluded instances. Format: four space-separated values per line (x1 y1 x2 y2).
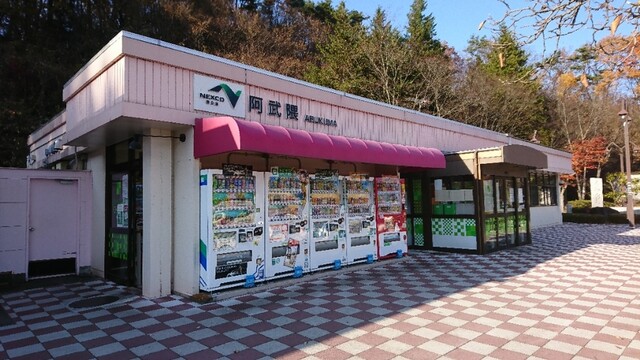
451 144 548 168
194 117 446 169
490 144 548 168
434 145 549 178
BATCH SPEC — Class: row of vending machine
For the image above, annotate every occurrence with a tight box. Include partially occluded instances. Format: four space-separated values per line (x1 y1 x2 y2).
199 166 407 291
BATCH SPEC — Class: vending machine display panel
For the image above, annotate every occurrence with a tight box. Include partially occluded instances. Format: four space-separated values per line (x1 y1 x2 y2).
265 168 310 278
199 168 265 291
344 176 377 264
309 172 346 270
375 176 407 259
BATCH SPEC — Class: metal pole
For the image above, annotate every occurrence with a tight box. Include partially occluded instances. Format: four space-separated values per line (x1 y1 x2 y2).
623 119 635 227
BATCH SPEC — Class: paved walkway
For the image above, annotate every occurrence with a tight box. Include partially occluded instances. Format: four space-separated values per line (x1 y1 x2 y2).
1 223 640 359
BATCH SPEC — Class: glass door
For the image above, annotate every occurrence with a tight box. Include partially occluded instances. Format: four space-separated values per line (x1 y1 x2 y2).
482 176 498 253
105 140 142 287
516 177 530 245
107 171 131 283
482 175 528 253
493 177 515 250
504 178 517 247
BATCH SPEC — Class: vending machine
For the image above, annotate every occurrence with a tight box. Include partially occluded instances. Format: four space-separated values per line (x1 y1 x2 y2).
374 176 407 259
265 167 310 279
344 175 376 264
309 171 346 270
199 166 265 291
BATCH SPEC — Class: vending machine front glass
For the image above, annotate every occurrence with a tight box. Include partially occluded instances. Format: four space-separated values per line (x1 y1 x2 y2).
374 176 407 259
344 176 376 264
309 173 346 270
265 168 310 278
199 169 265 291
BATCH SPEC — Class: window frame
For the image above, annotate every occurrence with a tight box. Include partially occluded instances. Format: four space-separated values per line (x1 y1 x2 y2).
529 171 558 207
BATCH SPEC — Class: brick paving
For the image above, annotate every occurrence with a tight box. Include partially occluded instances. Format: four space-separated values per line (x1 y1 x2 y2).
1 223 639 359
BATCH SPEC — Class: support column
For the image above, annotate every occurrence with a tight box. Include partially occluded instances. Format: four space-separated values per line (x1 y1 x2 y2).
87 148 106 277
143 129 172 297
172 127 200 296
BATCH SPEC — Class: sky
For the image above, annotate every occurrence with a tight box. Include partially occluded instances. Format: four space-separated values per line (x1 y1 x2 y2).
340 0 597 57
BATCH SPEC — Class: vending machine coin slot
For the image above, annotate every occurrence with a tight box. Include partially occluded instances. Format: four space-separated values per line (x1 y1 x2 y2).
238 229 247 243
289 224 301 234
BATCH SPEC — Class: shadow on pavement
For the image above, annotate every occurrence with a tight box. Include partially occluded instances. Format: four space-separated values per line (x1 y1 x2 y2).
0 223 638 359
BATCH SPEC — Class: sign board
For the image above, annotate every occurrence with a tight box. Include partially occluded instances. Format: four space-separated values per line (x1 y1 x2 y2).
194 74 246 118
314 169 339 178
222 164 253 176
590 177 603 208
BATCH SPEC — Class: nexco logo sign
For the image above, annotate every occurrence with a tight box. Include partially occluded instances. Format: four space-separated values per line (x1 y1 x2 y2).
194 74 246 118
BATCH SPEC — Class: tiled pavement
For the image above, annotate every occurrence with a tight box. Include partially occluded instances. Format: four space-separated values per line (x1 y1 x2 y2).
1 223 640 360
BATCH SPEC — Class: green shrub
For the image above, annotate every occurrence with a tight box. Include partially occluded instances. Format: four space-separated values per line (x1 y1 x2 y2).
567 200 592 213
567 200 617 214
563 213 638 224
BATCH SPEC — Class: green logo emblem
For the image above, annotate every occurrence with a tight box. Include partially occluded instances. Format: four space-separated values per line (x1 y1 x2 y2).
209 84 242 108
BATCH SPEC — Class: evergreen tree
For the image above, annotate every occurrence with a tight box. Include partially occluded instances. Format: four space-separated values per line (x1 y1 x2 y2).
360 8 411 105
304 2 367 94
468 25 531 80
302 0 337 24
405 0 442 54
457 26 548 140
402 0 453 115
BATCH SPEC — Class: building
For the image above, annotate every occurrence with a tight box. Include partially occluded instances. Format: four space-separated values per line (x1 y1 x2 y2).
26 32 572 298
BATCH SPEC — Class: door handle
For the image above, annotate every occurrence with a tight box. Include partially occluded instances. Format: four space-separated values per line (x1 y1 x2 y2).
29 227 35 231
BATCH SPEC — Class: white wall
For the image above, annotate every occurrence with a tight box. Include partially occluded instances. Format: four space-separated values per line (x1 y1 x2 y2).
86 149 106 277
172 127 200 296
530 206 563 228
0 173 28 275
143 130 173 297
0 168 92 277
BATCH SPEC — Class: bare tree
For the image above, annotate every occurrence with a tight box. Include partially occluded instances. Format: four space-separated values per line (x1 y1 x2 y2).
408 52 458 118
489 0 640 53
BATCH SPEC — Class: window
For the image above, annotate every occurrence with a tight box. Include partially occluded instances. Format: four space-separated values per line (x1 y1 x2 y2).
529 171 557 206
432 176 475 216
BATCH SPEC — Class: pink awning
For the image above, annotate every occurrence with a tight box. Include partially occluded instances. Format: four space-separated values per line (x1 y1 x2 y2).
194 117 445 169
